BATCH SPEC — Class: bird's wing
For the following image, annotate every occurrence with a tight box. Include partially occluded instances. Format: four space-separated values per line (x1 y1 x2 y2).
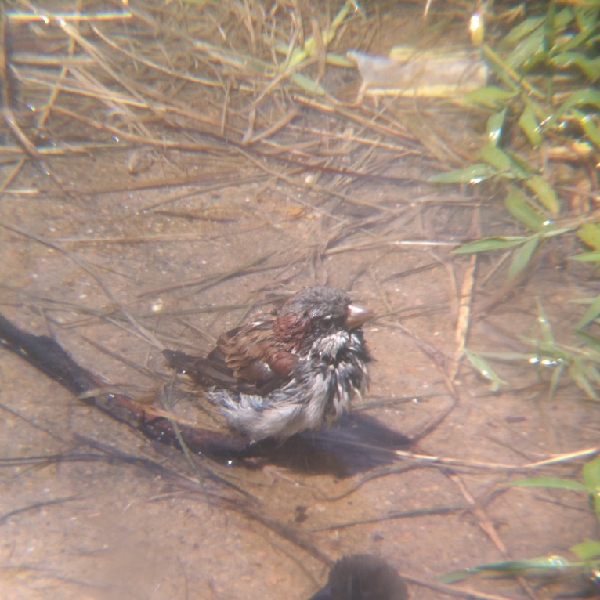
214 323 299 395
163 320 300 396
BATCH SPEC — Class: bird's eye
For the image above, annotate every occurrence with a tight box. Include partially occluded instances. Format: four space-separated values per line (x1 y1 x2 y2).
320 315 336 329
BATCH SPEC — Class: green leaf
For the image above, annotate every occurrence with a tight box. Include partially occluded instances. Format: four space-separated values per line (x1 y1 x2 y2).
545 0 557 54
547 89 600 128
536 299 554 344
549 361 566 399
536 340 569 362
573 5 600 34
577 223 600 251
575 330 600 354
469 556 573 574
561 6 600 53
290 72 325 94
583 456 600 490
508 234 541 279
505 7 572 69
571 539 600 561
552 52 600 81
509 477 588 491
486 109 506 146
289 0 353 67
560 28 598 55
464 349 508 392
506 149 535 179
438 569 470 584
525 175 559 215
485 45 525 93
569 358 598 399
428 164 491 183
439 555 577 584
479 144 523 178
462 86 516 108
577 294 600 329
521 50 550 76
505 187 546 231
326 52 355 67
573 251 600 263
451 236 527 254
579 112 600 148
506 27 545 70
504 15 545 45
477 350 538 361
587 364 600 386
519 103 542 147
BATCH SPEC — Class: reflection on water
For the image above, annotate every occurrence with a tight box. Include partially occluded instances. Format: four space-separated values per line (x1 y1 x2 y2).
249 413 411 477
309 554 408 600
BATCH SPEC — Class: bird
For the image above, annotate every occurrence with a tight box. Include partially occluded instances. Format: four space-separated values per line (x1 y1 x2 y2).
163 285 372 442
309 554 408 600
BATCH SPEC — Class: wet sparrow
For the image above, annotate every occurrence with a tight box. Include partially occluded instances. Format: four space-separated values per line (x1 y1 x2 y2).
164 285 372 442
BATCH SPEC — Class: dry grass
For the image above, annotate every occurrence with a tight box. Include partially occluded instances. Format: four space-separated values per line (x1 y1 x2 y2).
0 0 478 205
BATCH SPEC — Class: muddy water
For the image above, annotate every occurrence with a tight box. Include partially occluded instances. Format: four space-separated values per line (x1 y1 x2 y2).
1 3 599 600
2 157 596 600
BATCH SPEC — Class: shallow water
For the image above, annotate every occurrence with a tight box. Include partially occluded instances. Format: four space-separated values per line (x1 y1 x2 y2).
0 2 598 599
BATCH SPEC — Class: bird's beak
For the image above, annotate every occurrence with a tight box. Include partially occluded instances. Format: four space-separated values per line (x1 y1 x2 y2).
345 304 374 329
